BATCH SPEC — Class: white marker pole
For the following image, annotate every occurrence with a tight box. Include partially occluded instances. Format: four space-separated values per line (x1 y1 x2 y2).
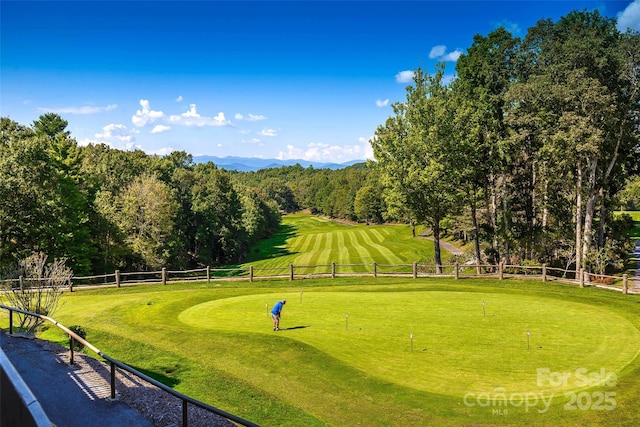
410 333 413 352
482 300 486 318
346 313 348 331
527 330 531 350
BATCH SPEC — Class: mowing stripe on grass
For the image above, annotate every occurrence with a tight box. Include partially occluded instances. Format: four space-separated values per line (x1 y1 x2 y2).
245 214 439 272
358 229 404 264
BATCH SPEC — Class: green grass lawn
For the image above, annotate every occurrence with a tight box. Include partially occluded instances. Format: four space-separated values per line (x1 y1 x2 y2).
615 211 640 222
614 211 640 239
4 277 638 427
239 213 437 273
2 214 639 426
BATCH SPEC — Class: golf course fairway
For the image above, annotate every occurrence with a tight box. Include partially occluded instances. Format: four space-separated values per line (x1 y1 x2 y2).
179 291 640 397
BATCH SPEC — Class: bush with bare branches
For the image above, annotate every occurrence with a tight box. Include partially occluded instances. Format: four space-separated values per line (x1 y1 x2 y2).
2 252 72 334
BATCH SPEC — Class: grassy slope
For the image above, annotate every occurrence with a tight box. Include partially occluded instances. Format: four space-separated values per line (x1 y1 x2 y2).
2 215 639 426
240 214 436 272
9 279 638 427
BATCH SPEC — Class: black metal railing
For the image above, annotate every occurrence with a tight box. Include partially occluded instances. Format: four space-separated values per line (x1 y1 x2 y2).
0 305 259 427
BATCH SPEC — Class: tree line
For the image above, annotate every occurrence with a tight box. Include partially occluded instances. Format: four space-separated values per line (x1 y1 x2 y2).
373 10 639 275
2 10 638 279
0 114 280 275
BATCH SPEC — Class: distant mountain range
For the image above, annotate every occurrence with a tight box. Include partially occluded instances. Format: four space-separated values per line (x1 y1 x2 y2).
193 156 364 172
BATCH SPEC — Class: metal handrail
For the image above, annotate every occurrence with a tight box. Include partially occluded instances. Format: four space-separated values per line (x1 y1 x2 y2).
0 304 259 427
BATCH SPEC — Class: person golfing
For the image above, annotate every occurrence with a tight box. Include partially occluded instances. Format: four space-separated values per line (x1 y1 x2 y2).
271 299 286 331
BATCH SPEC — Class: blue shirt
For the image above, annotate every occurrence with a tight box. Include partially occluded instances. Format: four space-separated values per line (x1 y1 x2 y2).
271 301 284 315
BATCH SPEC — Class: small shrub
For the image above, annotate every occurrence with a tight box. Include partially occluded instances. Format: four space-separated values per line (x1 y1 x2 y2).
68 325 87 351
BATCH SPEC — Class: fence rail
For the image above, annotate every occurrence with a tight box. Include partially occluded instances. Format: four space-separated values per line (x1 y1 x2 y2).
0 305 259 427
42 262 634 295
0 262 635 294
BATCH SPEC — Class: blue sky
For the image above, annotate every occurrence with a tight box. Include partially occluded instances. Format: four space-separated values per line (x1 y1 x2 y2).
2 1 639 163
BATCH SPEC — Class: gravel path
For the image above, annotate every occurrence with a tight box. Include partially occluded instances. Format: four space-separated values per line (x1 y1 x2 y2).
2 333 234 427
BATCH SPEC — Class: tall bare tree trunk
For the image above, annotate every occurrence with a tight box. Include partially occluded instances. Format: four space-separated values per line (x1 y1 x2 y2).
597 187 607 250
489 175 499 251
575 161 583 277
502 177 511 265
582 159 599 273
470 185 482 274
433 218 443 274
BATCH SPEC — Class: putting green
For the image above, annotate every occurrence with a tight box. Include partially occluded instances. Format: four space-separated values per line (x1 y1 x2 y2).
179 291 640 397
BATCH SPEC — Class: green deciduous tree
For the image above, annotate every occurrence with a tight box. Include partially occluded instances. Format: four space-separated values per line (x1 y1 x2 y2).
0 116 94 274
113 173 178 270
354 184 383 224
373 66 461 272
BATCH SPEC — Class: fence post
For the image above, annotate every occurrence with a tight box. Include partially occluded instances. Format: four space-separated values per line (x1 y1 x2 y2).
373 262 377 278
68 278 73 292
182 400 189 427
413 262 417 279
110 361 116 400
623 274 628 295
162 268 167 285
69 337 75 366
9 309 13 335
332 262 336 279
250 266 254 282
115 270 121 288
498 262 503 280
454 262 459 280
289 264 294 281
579 268 585 288
207 266 211 283
542 264 547 282
19 276 24 293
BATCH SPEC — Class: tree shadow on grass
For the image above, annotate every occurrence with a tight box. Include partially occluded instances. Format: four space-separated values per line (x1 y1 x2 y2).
242 223 298 263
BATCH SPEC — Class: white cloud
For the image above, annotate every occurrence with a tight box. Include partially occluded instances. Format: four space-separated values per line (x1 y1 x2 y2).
617 0 640 32
492 19 522 35
149 147 175 156
376 99 390 108
247 113 267 121
396 70 415 83
95 123 136 143
278 137 373 163
442 74 457 85
428 46 463 62
259 128 278 137
39 104 117 115
168 104 231 127
79 137 140 151
235 113 267 121
132 99 164 127
151 125 171 134
176 95 183 102
429 45 447 58
359 136 375 160
441 49 462 62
